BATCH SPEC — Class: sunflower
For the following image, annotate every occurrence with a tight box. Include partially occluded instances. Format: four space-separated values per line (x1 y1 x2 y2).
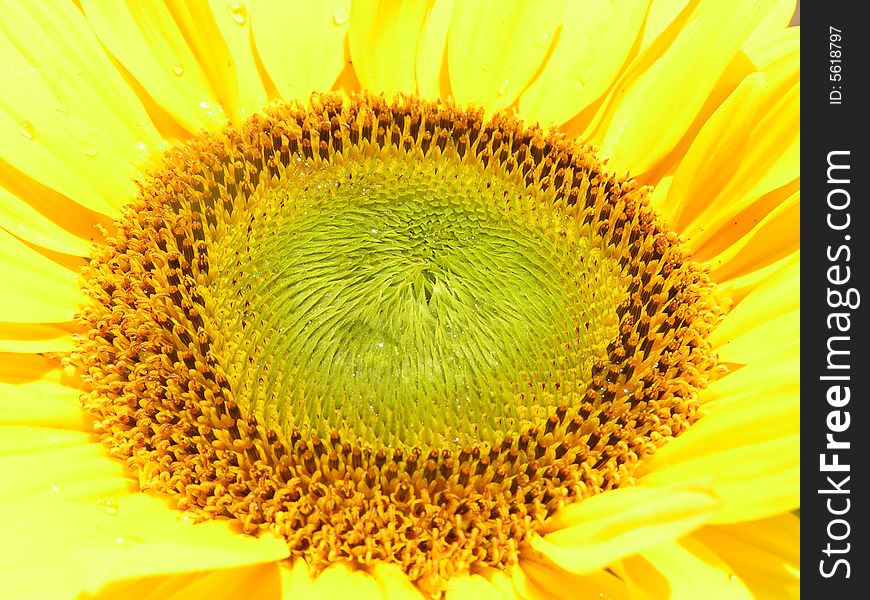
0 0 799 598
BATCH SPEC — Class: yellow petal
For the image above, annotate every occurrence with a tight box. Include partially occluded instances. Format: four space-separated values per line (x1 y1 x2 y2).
691 513 800 600
415 0 456 100
280 558 317 598
639 426 799 524
164 0 269 123
348 0 431 95
369 562 426 600
81 571 205 600
444 573 504 600
311 563 383 599
0 1 162 218
718 249 799 305
474 566 520 600
705 189 799 283
742 0 799 65
638 0 690 51
0 426 288 598
704 351 800 414
252 0 350 102
0 171 97 257
0 228 84 323
79 503 289 592
647 173 673 219
669 50 799 243
0 321 75 353
711 258 799 364
524 482 719 574
0 350 61 381
0 383 83 430
519 0 649 127
685 369 798 451
640 336 799 524
509 564 551 600
82 562 281 600
81 0 229 134
162 562 280 599
585 0 774 175
744 22 800 71
700 338 798 411
448 0 567 114
623 538 754 599
0 353 83 429
518 560 629 600
718 309 798 366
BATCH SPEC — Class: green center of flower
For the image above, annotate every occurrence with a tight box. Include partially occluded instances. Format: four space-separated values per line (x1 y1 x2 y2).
72 93 721 594
212 151 623 448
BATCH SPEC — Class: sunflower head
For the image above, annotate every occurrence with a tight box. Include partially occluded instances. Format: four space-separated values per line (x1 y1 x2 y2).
68 91 725 591
0 1 799 598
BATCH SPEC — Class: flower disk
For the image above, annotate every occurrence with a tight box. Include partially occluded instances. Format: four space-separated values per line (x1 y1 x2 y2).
73 93 722 592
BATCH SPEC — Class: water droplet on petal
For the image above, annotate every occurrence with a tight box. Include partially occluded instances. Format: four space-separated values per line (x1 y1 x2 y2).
480 62 491 72
172 62 184 77
18 121 35 140
227 2 247 25
535 32 551 48
46 431 66 444
81 145 98 157
96 499 119 515
333 4 349 25
497 79 510 96
49 482 59 492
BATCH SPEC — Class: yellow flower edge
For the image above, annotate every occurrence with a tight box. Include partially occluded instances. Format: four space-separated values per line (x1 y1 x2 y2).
0 1 799 599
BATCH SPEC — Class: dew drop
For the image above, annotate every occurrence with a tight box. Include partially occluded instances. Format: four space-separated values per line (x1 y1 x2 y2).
497 79 510 96
49 482 60 492
81 145 98 157
227 1 247 25
172 62 184 77
18 120 35 140
46 431 66 444
480 62 491 72
333 3 349 25
535 32 551 48
96 499 119 516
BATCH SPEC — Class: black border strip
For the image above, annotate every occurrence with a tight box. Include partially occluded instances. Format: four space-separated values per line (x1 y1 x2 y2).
803 2 868 596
